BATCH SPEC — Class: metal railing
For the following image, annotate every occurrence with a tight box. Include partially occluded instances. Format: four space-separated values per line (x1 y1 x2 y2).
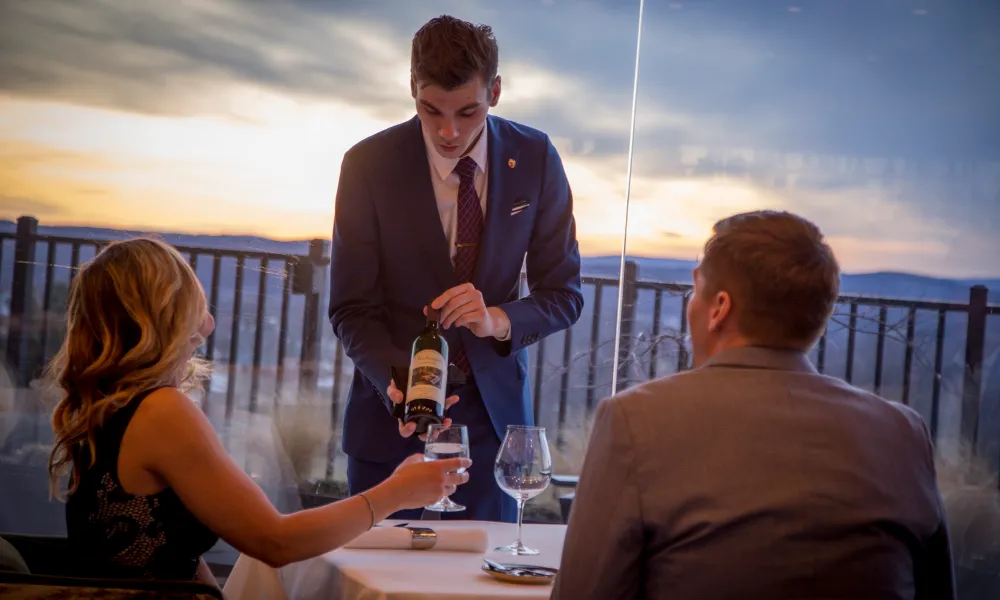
539 269 996 449
0 216 330 418
2 215 997 480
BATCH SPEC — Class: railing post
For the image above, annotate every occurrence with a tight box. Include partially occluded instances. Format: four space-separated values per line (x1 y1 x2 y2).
961 285 988 451
5 216 38 387
297 239 330 395
615 260 639 394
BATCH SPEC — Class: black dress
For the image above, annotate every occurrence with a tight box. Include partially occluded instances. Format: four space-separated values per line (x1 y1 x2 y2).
66 388 219 580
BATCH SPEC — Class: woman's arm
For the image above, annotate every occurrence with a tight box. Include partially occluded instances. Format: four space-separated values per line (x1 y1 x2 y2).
132 388 468 568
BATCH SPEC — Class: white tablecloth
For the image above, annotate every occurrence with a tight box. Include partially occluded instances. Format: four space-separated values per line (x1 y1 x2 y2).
223 520 566 600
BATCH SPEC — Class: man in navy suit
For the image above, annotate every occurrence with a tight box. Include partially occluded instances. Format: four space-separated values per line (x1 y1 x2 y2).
328 15 583 522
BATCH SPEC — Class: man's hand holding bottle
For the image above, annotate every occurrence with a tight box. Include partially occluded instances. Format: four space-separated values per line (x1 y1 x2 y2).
387 380 459 440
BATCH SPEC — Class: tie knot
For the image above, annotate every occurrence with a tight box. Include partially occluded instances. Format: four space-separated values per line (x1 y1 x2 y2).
453 156 478 180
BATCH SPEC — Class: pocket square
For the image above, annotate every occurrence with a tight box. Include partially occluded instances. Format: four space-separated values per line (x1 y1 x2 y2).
511 198 531 216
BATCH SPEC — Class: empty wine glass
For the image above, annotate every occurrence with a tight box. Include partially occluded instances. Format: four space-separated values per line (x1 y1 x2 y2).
424 424 469 512
493 425 552 555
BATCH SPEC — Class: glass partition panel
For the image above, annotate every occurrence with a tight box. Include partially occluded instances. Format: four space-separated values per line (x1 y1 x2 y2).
0 0 643 552
624 0 1000 593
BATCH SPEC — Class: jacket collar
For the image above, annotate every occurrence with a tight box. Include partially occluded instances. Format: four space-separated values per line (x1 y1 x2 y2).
701 346 817 374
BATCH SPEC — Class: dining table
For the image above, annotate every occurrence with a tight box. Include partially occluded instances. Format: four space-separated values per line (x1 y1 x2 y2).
222 520 566 600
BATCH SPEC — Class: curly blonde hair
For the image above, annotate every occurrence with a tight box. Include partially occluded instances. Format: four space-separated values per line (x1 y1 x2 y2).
47 237 211 497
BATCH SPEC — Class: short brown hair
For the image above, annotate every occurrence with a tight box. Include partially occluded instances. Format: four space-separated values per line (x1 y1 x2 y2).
698 210 840 350
411 15 499 90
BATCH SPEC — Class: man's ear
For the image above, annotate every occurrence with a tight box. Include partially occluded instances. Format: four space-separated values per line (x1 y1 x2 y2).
489 75 502 107
410 76 418 99
708 290 732 333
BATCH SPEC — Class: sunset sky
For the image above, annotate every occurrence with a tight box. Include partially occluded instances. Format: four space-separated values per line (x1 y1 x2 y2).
0 0 997 277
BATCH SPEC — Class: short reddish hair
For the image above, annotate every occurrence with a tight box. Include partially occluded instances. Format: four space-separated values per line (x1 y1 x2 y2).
698 211 840 350
411 15 499 90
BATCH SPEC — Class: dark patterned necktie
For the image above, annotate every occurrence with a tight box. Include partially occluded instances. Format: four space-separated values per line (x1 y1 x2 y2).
451 156 483 374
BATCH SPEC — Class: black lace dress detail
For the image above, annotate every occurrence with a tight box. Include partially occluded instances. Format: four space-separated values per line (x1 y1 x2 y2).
66 388 219 580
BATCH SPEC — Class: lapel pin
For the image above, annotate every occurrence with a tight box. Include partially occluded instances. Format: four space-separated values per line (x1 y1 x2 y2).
508 158 516 169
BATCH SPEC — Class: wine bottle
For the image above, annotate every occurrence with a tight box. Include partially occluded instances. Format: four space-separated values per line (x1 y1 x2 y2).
404 307 449 434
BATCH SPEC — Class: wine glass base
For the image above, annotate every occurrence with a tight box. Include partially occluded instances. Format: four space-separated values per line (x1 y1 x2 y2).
494 541 540 556
425 498 466 512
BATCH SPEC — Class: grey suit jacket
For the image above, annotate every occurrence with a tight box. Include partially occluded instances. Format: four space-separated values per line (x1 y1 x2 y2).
553 347 954 600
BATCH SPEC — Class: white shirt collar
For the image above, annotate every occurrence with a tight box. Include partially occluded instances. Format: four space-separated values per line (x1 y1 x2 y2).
421 120 489 181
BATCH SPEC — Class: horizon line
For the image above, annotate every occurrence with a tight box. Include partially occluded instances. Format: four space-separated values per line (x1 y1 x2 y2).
2 216 998 282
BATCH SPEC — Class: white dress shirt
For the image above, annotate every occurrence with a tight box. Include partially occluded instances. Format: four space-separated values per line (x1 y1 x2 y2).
420 122 510 342
421 123 489 261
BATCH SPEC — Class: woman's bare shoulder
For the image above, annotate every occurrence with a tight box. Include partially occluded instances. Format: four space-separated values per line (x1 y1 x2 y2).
128 388 222 472
131 388 214 441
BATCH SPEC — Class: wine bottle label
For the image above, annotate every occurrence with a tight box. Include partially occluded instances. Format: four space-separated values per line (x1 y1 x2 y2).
405 349 447 407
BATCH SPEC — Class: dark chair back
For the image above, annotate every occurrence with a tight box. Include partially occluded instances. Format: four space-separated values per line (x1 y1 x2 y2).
0 537 29 574
0 534 75 576
0 534 223 599
0 572 223 599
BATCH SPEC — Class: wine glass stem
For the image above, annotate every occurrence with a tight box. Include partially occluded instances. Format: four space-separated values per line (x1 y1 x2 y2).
515 498 526 547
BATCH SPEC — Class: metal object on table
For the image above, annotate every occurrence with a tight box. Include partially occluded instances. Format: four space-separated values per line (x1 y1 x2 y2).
551 475 579 488
407 527 437 550
482 558 558 585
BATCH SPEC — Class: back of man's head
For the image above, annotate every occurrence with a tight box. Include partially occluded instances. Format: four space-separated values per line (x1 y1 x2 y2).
699 210 840 351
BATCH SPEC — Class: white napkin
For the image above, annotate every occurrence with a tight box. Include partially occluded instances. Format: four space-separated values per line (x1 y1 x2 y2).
343 525 488 553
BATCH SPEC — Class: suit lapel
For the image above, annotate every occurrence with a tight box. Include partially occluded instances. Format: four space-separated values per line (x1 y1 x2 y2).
474 116 519 290
396 117 458 290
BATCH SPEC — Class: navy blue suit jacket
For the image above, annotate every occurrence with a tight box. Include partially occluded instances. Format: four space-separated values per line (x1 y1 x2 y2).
329 115 584 463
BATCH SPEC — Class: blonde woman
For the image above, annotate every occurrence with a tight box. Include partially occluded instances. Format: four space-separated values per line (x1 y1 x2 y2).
47 238 470 585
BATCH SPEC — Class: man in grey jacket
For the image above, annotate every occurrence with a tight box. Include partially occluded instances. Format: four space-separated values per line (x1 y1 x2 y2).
553 210 955 600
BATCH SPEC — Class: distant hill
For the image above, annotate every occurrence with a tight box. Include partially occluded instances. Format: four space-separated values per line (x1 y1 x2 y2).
583 255 1000 303
2 221 997 302
0 220 314 256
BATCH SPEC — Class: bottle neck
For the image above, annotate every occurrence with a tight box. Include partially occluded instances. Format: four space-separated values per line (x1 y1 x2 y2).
425 307 441 332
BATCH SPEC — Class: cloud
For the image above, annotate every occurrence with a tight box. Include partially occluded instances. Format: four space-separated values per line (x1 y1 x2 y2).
0 195 61 216
0 0 997 275
0 1 639 137
632 0 1000 160
0 0 416 122
0 0 648 149
0 135 335 239
0 97 392 234
2 0 998 161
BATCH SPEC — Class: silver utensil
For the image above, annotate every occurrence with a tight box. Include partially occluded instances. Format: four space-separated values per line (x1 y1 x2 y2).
483 558 554 577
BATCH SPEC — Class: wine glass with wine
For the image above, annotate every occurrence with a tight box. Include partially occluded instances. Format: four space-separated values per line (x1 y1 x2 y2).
424 423 469 512
493 425 552 555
